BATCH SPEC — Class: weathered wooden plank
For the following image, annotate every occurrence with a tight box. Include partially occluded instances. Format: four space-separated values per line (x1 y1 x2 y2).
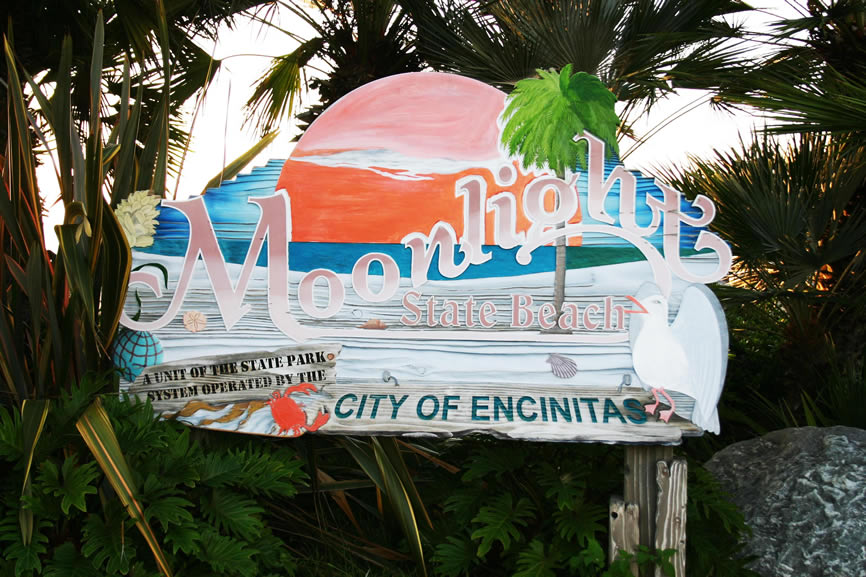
318 383 693 443
127 357 696 441
128 344 340 404
624 445 673 574
609 497 639 575
655 459 687 577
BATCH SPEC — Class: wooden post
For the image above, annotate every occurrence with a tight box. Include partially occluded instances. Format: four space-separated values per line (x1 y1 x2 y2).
609 497 639 575
654 459 687 577
622 445 673 576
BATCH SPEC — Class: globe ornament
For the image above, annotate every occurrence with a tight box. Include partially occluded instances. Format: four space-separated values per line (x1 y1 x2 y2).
112 327 164 382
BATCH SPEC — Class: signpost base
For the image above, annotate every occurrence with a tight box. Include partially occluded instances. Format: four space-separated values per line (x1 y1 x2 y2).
616 446 686 577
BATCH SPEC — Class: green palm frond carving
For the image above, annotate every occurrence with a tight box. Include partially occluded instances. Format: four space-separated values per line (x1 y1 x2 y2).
500 64 620 175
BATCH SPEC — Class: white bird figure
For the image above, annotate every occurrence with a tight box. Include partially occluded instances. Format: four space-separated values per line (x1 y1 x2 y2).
626 282 728 433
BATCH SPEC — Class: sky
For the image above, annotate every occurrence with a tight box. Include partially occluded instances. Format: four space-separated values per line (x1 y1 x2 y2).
36 0 804 248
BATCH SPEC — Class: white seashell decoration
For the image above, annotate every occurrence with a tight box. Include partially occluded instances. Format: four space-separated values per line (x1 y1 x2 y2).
183 310 207 333
546 353 578 379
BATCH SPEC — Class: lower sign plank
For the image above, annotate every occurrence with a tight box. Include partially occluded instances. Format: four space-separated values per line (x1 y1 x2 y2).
127 345 698 444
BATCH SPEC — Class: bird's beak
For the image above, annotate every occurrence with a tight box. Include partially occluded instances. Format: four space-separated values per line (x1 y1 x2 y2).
625 295 648 314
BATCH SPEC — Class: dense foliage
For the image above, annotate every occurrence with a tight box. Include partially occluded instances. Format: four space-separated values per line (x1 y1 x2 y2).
0 378 305 577
416 440 755 577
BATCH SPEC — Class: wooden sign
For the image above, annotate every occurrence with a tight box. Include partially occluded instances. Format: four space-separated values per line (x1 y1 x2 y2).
115 71 731 444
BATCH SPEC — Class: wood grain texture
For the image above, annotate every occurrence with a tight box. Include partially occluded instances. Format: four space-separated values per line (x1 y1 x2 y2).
655 459 687 577
128 355 698 441
314 383 694 443
609 497 639 575
128 344 340 413
624 445 674 572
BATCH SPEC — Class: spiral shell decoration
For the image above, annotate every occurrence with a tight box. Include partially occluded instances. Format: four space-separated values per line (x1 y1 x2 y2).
546 353 578 379
183 310 207 333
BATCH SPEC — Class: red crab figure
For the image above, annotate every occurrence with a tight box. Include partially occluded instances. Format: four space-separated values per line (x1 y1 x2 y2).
266 382 330 437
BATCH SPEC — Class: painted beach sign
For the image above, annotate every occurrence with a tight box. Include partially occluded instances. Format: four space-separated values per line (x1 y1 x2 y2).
115 70 731 444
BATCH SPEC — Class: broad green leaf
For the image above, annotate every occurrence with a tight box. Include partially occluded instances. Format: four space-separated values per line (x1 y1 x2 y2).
81 511 133 574
470 493 535 558
40 454 100 515
5 522 48 576
432 535 477 577
553 502 606 545
199 528 257 577
201 487 265 541
76 399 173 576
514 540 560 577
44 541 93 577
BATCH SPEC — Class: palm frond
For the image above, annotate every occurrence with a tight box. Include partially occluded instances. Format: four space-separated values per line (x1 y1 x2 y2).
244 37 323 134
665 133 866 338
501 66 619 175
405 0 748 127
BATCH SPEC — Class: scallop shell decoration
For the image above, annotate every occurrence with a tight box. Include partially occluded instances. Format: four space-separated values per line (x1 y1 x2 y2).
360 319 387 329
183 310 207 333
546 353 578 379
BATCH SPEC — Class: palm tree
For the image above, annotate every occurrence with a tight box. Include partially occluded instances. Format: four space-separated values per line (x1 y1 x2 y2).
1 0 271 192
665 133 866 397
680 1 866 419
402 0 749 133
715 0 866 138
500 65 620 321
245 0 423 135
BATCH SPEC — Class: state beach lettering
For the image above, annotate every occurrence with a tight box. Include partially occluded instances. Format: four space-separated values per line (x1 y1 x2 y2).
333 393 648 425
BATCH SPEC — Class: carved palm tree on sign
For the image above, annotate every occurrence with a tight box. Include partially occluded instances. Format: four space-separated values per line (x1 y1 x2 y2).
499 65 620 325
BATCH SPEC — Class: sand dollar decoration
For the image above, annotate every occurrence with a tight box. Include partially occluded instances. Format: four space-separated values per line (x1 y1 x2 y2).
183 310 207 332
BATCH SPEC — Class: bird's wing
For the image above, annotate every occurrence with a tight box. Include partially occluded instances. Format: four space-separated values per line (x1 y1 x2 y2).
670 284 728 434
628 281 663 351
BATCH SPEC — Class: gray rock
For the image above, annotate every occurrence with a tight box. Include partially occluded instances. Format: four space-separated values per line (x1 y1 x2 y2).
705 426 866 577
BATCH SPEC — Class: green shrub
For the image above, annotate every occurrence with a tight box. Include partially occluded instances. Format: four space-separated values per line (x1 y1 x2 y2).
0 378 307 577
421 439 756 577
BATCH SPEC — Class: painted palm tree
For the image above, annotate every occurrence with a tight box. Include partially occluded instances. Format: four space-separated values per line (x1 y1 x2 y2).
500 65 620 320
